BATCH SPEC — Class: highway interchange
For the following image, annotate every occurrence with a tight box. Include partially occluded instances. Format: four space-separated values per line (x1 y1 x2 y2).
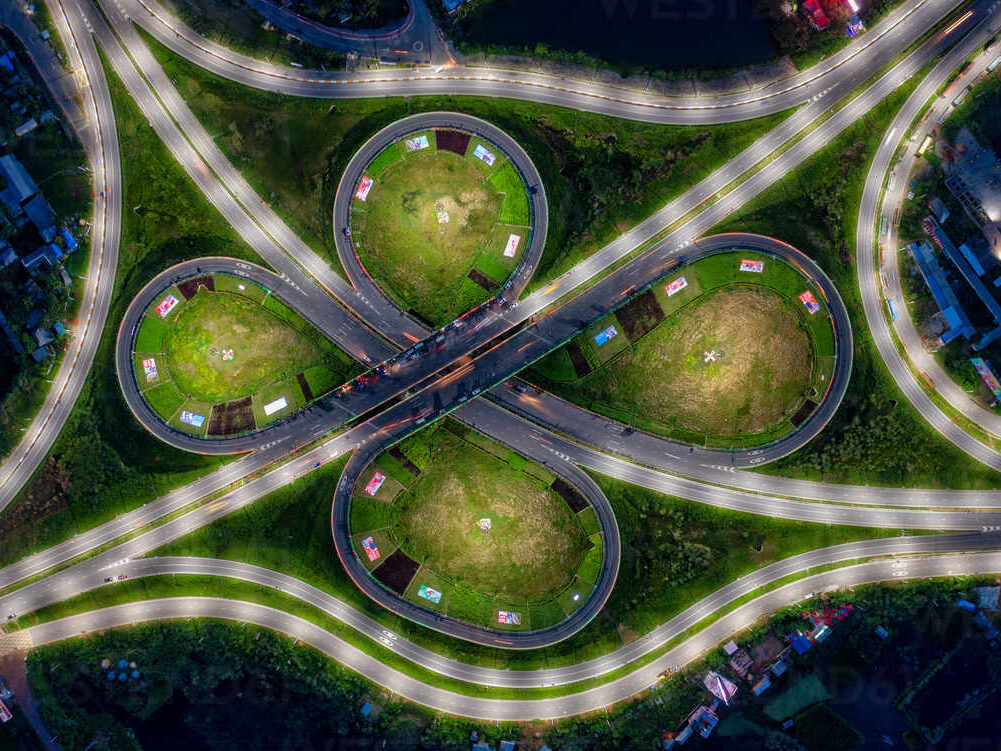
4 0 1001 722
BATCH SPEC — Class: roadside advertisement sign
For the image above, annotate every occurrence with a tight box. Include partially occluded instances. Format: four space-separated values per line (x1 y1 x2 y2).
0 700 11 724
156 294 179 318
503 233 521 258
180 411 205 428
361 536 380 562
142 357 158 382
364 471 387 496
665 276 688 297
971 357 1001 400
740 259 765 273
593 325 618 347
262 396 288 416
497 610 521 625
473 144 496 166
355 176 373 201
418 585 442 603
799 290 821 314
404 134 429 152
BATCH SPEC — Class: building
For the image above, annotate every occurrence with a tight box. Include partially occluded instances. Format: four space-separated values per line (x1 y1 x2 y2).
0 243 17 269
929 196 951 224
23 194 56 241
0 308 24 355
0 152 38 216
925 216 1001 349
907 240 977 346
31 344 52 362
32 327 53 347
802 0 831 30
14 118 37 137
945 128 1001 253
21 244 60 275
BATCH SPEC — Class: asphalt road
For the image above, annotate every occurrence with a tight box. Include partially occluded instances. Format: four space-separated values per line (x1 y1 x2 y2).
5 0 1001 721
10 550 1001 719
858 10 1001 472
128 0 962 124
0 0 122 517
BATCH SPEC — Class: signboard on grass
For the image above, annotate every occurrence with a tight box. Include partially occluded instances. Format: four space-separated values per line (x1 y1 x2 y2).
0 700 11 724
263 396 288 416
665 276 688 297
156 294 179 318
418 585 442 603
740 259 765 273
355 176 373 201
473 144 496 166
142 357 158 382
503 233 521 258
593 325 618 347
179 410 205 428
404 134 429 152
364 471 387 496
971 357 1001 400
361 536 380 562
799 290 821 315
497 611 521 625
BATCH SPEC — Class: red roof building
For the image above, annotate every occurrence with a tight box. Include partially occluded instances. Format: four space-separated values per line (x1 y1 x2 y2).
803 0 831 30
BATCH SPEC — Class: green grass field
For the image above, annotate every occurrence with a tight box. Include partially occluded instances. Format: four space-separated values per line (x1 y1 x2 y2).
351 137 528 325
346 425 596 629
529 251 831 448
130 277 358 428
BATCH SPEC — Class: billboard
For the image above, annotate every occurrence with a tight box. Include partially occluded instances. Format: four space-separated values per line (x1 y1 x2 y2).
262 396 288 416
593 324 618 347
142 357 158 382
0 700 11 724
740 259 765 273
971 357 1001 400
179 410 205 428
355 176 373 201
364 471 387 496
503 233 521 258
404 134 429 152
361 536 380 562
418 585 442 603
156 294 179 318
473 144 496 166
799 290 821 315
665 276 688 297
497 610 521 625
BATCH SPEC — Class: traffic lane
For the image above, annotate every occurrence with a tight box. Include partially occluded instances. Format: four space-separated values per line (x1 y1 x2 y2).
0 0 123 513
126 0 961 123
44 528 1000 689
491 380 1001 507
0 425 370 619
329 437 620 649
858 12 1001 469
16 551 1001 719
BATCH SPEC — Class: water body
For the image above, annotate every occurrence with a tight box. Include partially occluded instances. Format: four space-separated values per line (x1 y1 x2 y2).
456 0 777 71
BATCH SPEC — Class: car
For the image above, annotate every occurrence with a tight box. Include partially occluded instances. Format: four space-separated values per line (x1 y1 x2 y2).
362 354 373 364
104 577 112 583
312 460 321 468
342 227 351 237
512 382 528 394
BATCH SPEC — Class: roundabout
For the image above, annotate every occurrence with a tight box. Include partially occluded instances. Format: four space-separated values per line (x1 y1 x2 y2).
531 248 840 449
334 112 547 327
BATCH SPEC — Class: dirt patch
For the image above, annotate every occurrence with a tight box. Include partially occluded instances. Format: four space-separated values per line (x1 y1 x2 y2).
296 372 313 402
434 129 471 156
177 275 214 300
0 457 70 559
551 478 589 513
372 548 420 595
790 399 818 427
467 268 499 292
389 446 420 477
206 396 255 436
566 340 592 378
616 289 664 341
